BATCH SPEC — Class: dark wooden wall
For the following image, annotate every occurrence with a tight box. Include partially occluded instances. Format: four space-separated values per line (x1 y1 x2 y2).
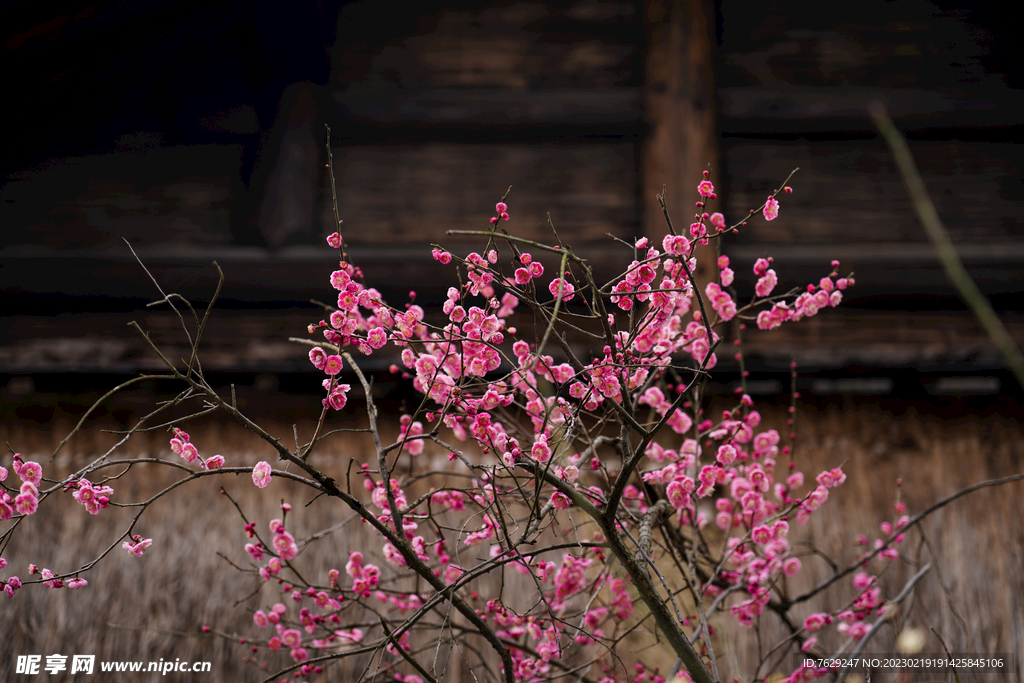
717 0 1024 311
2 0 1022 388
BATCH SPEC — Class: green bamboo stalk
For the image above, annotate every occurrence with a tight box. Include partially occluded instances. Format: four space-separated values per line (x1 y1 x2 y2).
869 101 1024 390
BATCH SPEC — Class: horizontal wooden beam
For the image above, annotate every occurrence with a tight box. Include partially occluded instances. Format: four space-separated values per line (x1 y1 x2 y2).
728 242 1024 264
332 86 643 129
719 86 1024 134
2 241 1022 310
2 308 1023 374
329 85 1024 136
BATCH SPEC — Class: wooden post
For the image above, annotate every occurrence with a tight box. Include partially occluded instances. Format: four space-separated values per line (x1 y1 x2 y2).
642 0 719 293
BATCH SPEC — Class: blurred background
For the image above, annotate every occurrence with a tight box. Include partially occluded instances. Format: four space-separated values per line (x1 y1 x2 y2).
2 0 1023 387
1 0 1023 680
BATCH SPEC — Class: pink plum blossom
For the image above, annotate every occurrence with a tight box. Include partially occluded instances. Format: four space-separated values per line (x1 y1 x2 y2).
550 492 571 510
367 327 387 349
180 443 199 463
548 278 575 302
14 493 37 516
335 628 364 644
323 355 344 376
804 613 830 632
252 461 272 489
755 270 778 298
308 346 327 370
123 537 153 557
273 531 299 561
18 461 42 487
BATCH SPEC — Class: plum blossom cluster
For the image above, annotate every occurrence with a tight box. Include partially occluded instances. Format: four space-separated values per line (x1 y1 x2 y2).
169 428 224 470
232 445 657 680
610 246 668 312
305 205 523 418
312 406 869 683
753 259 853 331
69 477 114 515
240 518 397 675
1 455 42 519
245 512 302 583
777 506 912 683
266 517 299 565
634 405 876 634
0 167 921 683
702 253 853 334
250 175 883 683
478 570 635 680
1 457 97 594
324 463 644 680
0 564 23 598
345 551 381 598
8 564 89 591
250 584 356 671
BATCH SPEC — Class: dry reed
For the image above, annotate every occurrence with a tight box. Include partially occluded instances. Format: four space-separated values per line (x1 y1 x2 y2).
1 391 1021 682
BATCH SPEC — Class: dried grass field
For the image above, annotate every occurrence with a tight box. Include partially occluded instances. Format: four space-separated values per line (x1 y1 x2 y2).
1 380 1022 682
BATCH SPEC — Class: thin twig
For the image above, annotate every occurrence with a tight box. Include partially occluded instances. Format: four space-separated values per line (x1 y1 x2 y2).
834 564 931 683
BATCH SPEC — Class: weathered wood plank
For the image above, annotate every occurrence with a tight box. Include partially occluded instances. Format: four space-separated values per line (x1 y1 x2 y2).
3 308 1023 374
723 241 1024 310
3 238 1022 310
738 309 1024 371
0 145 241 251
332 1 640 91
0 140 637 254
327 142 639 245
720 86 1024 134
332 86 642 128
331 86 1024 136
0 311 329 374
717 0 1021 132
722 140 1024 245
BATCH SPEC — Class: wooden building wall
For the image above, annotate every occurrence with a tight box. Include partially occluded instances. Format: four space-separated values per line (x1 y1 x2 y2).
2 0 1022 388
